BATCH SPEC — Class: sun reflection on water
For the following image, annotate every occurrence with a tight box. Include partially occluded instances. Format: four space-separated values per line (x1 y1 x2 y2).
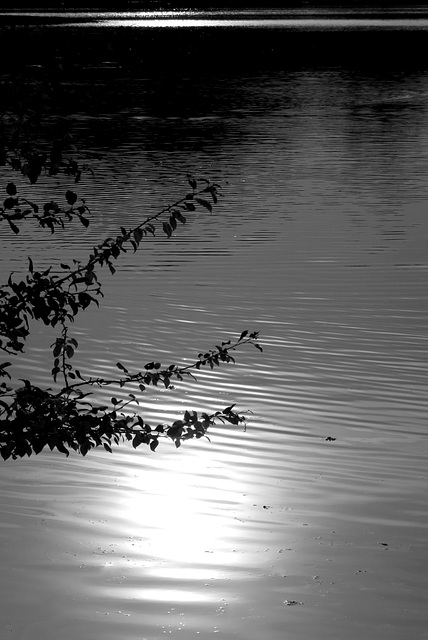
56 14 428 30
120 447 249 580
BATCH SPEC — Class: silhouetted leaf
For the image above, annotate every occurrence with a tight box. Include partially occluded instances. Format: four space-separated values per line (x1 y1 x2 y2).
28 170 39 185
175 211 186 223
195 197 212 213
4 197 18 209
53 343 62 358
150 438 159 452
7 219 19 234
65 345 74 359
80 442 90 456
132 431 145 448
84 270 95 284
162 222 172 238
6 183 17 196
65 190 77 205
134 228 143 244
56 442 70 457
22 198 38 213
78 292 92 309
223 404 236 414
167 425 183 440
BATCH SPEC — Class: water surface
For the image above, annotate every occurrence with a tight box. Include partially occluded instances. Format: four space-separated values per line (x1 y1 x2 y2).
1 12 428 640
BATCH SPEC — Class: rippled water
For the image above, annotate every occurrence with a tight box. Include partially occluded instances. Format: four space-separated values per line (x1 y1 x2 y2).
1 13 428 640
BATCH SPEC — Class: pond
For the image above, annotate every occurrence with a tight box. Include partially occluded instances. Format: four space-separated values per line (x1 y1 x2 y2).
1 9 428 640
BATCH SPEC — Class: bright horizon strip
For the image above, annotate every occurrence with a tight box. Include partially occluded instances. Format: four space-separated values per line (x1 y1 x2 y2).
0 11 192 17
2 10 428 29
54 18 428 29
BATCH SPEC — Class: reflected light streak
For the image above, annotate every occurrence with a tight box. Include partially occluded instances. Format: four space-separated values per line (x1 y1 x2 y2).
69 18 428 30
0 11 195 18
121 449 248 583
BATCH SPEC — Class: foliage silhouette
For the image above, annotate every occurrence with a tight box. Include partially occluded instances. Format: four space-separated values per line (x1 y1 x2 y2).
0 96 263 460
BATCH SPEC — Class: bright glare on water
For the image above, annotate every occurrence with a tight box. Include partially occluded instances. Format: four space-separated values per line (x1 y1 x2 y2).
81 18 428 29
4 8 428 30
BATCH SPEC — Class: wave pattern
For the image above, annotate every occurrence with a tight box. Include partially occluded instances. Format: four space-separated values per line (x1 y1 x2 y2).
1 38 428 640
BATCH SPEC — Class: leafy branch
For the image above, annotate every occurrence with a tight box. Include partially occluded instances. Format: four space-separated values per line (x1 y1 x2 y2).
53 330 263 394
0 73 265 461
0 391 249 461
0 176 220 357
0 330 261 460
1 182 91 234
0 172 263 461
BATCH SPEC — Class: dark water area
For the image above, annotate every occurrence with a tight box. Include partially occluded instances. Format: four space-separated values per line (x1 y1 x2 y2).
1 11 428 640
2 9 428 73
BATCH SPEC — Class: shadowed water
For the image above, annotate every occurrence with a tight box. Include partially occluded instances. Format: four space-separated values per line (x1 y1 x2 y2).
1 10 428 640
